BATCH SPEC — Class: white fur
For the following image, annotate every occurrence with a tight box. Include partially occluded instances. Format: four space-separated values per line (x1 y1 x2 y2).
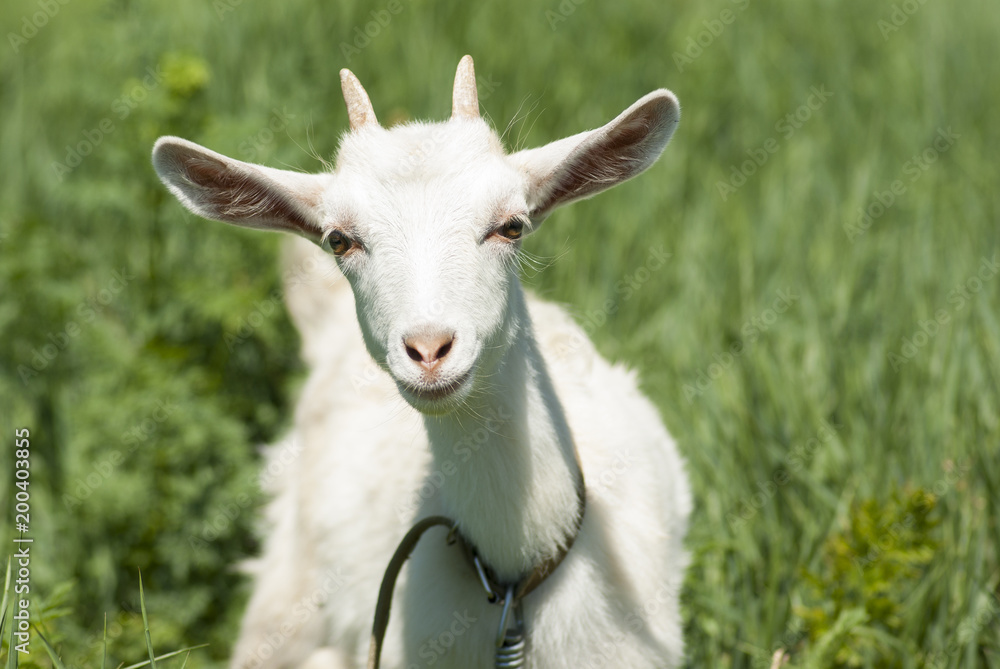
152 57 690 669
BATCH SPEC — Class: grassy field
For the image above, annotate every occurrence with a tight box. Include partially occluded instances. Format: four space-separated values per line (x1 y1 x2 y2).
1 0 998 667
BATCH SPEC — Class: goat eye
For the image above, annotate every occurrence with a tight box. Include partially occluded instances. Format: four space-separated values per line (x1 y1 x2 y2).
323 230 353 256
497 218 524 241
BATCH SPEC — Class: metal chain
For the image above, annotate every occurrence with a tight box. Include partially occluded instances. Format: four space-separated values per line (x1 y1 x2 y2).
495 599 526 668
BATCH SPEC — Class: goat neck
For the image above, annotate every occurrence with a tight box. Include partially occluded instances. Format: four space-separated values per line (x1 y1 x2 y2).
422 284 584 584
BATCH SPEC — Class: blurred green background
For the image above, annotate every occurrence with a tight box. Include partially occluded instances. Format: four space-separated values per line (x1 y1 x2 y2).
1 0 998 667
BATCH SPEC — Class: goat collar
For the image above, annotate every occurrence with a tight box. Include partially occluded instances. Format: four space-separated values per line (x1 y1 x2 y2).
367 471 587 669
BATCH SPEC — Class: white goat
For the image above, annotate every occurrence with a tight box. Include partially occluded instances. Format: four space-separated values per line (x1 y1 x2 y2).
152 56 690 669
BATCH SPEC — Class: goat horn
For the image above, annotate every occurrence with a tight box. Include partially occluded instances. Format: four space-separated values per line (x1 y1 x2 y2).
340 68 378 130
451 55 480 120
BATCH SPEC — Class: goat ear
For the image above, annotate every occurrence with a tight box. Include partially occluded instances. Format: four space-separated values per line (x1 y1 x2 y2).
152 136 328 244
510 90 679 223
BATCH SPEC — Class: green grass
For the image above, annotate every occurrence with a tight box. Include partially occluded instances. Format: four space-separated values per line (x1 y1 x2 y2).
0 563 208 669
1 0 998 667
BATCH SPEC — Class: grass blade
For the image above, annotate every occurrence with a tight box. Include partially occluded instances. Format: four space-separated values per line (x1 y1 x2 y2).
101 613 108 669
5 616 17 669
138 570 155 669
0 557 11 648
33 627 67 669
118 645 209 669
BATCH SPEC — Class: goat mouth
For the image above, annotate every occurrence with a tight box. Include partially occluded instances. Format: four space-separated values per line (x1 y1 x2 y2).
400 370 472 404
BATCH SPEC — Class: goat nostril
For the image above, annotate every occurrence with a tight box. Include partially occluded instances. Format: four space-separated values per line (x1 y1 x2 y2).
436 339 452 360
405 344 423 363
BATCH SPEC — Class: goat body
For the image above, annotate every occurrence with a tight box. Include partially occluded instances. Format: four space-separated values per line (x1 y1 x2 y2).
153 56 690 669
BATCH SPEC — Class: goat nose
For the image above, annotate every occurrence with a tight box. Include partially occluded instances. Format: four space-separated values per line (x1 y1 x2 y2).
403 330 454 369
